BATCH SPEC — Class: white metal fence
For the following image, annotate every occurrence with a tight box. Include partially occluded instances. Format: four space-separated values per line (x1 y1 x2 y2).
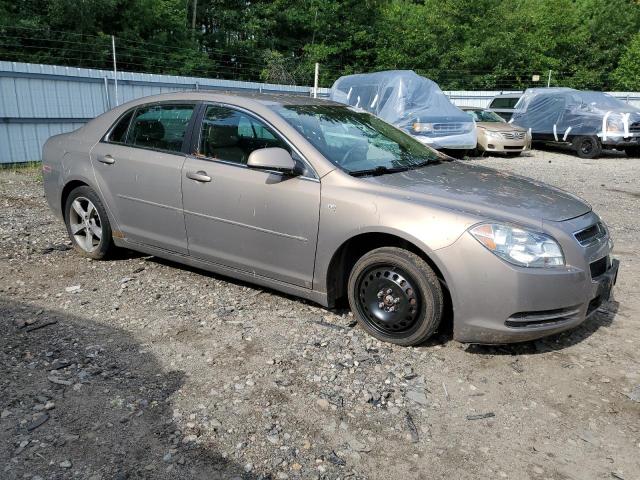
2 61 639 163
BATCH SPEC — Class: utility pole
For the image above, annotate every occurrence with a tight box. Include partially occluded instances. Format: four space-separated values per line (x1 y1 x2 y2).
111 35 119 106
313 63 319 98
191 0 197 32
547 70 551 88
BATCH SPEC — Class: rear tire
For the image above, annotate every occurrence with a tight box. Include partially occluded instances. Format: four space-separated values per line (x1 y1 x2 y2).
624 146 640 158
347 247 443 346
573 136 602 159
64 186 115 260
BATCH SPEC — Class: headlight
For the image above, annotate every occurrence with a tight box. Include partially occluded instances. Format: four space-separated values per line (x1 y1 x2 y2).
606 120 623 133
413 122 433 133
470 223 564 268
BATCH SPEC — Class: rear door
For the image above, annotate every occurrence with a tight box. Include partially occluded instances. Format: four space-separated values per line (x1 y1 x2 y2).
181 104 321 288
90 102 197 254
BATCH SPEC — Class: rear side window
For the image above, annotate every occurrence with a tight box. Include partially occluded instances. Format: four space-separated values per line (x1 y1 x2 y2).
128 104 195 153
107 110 134 143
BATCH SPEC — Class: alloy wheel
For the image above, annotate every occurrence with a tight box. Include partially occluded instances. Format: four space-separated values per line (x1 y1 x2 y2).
68 196 102 253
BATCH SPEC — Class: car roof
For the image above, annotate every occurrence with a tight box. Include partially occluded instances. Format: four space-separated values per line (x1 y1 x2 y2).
118 90 343 108
491 93 522 99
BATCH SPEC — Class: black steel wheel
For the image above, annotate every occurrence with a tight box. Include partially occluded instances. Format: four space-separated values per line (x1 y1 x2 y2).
573 136 602 159
355 266 422 336
348 247 443 346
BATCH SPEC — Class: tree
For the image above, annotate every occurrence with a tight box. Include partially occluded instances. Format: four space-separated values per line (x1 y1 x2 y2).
612 33 640 90
1 0 640 90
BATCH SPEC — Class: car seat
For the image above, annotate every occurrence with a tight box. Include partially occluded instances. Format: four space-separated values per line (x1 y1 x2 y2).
132 119 166 150
202 124 247 164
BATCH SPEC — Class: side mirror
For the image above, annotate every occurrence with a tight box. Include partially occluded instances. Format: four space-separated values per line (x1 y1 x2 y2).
247 147 297 175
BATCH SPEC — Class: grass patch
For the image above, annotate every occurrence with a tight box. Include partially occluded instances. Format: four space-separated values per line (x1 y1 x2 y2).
1 161 43 181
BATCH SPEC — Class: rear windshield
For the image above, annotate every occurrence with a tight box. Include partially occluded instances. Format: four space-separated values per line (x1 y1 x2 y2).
489 97 520 109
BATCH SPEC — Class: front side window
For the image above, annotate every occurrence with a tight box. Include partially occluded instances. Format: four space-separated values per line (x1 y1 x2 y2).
270 104 442 176
198 105 289 165
128 104 195 153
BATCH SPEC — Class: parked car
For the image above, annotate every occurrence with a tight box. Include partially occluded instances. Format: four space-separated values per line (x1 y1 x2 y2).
461 106 529 156
487 93 522 121
511 87 640 159
43 92 618 346
329 70 476 155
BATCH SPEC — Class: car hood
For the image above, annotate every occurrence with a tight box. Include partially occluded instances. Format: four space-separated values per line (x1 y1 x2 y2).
360 161 591 223
477 122 526 132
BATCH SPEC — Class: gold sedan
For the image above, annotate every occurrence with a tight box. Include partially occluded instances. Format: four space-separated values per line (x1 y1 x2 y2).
462 107 530 156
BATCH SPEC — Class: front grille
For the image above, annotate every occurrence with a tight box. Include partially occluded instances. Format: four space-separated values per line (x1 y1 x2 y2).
590 255 610 279
574 222 607 246
504 145 524 150
501 131 526 140
630 122 640 133
432 123 465 134
506 306 581 328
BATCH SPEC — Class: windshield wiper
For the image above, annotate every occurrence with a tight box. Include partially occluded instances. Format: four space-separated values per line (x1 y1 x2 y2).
349 166 409 177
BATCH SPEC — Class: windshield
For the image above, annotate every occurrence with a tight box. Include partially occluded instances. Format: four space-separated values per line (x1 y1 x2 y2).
270 105 442 175
465 109 505 123
574 92 634 110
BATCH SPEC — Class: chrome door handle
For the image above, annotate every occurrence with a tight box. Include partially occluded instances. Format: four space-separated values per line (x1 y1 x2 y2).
186 170 211 182
98 154 115 165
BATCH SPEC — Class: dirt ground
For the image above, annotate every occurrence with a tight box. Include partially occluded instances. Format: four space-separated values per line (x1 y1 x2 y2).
1 148 639 480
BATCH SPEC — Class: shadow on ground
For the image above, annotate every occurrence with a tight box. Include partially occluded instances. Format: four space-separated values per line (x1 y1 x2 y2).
0 297 259 480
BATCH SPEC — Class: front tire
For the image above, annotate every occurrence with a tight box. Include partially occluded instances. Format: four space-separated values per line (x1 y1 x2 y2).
64 186 114 259
573 136 602 159
347 247 443 346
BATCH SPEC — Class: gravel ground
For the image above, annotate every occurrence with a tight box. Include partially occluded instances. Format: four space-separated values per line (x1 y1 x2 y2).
1 149 639 480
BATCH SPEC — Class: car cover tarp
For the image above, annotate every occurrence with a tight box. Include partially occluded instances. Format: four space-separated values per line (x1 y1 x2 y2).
510 87 640 141
329 70 474 148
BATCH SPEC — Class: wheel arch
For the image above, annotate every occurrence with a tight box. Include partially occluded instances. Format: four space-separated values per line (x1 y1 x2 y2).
60 179 90 219
324 231 453 329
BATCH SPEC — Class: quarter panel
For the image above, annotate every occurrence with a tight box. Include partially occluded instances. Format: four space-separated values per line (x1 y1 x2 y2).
314 169 481 294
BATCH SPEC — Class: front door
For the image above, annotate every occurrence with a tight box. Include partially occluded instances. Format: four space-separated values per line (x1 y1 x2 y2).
90 102 197 254
181 104 320 288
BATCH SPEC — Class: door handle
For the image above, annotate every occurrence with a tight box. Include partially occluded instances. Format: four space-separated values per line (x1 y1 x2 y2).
186 170 212 182
98 154 115 165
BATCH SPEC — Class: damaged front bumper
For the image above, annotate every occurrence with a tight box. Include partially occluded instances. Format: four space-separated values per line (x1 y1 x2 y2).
434 212 619 344
598 132 640 147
